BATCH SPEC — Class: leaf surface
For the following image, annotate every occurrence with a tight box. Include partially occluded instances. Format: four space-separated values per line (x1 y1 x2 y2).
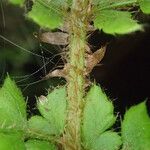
138 0 150 14
90 131 121 150
0 132 25 150
0 76 27 130
122 102 150 150
82 85 117 148
27 0 63 29
37 87 67 135
94 10 141 34
28 115 58 136
25 140 56 150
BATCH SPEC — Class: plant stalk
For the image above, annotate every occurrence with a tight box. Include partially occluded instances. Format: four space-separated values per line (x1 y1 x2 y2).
62 1 92 149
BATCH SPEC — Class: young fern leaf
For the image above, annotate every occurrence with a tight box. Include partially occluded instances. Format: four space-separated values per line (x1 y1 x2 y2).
94 10 142 34
82 85 122 150
27 115 58 137
93 0 150 34
0 76 27 131
27 0 65 29
90 131 122 150
122 102 150 150
37 87 67 136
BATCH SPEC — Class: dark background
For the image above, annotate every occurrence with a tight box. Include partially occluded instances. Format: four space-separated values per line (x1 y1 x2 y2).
0 2 150 117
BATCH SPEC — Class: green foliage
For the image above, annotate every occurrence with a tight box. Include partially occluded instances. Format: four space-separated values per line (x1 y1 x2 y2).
0 132 25 150
9 0 150 34
93 0 150 34
0 76 27 130
90 131 122 150
25 140 56 150
82 85 121 150
27 0 64 29
0 77 150 149
37 87 67 136
138 0 150 14
28 116 58 137
0 77 58 149
94 10 141 34
122 102 150 150
0 77 26 149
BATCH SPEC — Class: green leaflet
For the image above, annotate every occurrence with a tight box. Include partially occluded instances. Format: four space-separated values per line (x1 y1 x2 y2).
90 131 121 150
122 102 150 150
0 132 25 150
8 0 24 6
37 87 67 136
27 0 64 29
94 10 142 34
28 115 58 137
82 85 120 149
25 140 56 150
138 0 150 14
0 76 27 130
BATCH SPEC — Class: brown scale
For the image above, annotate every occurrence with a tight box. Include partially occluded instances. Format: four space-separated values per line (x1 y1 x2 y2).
38 30 106 87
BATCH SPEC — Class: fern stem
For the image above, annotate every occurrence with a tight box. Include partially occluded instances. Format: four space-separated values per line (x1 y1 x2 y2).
62 1 91 149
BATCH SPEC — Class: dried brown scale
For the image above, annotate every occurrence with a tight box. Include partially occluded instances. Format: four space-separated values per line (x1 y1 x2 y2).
39 32 69 45
38 24 95 45
44 45 106 82
43 64 69 80
85 45 106 75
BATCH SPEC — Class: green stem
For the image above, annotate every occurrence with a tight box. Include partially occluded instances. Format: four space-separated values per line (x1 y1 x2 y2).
62 1 91 150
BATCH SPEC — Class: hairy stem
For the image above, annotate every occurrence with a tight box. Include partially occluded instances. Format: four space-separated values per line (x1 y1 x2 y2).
62 1 92 150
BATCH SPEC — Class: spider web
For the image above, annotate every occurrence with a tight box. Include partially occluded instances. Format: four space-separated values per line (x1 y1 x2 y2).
0 0 66 92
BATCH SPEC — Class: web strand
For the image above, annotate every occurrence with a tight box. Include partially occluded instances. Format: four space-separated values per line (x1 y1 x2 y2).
0 35 48 59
